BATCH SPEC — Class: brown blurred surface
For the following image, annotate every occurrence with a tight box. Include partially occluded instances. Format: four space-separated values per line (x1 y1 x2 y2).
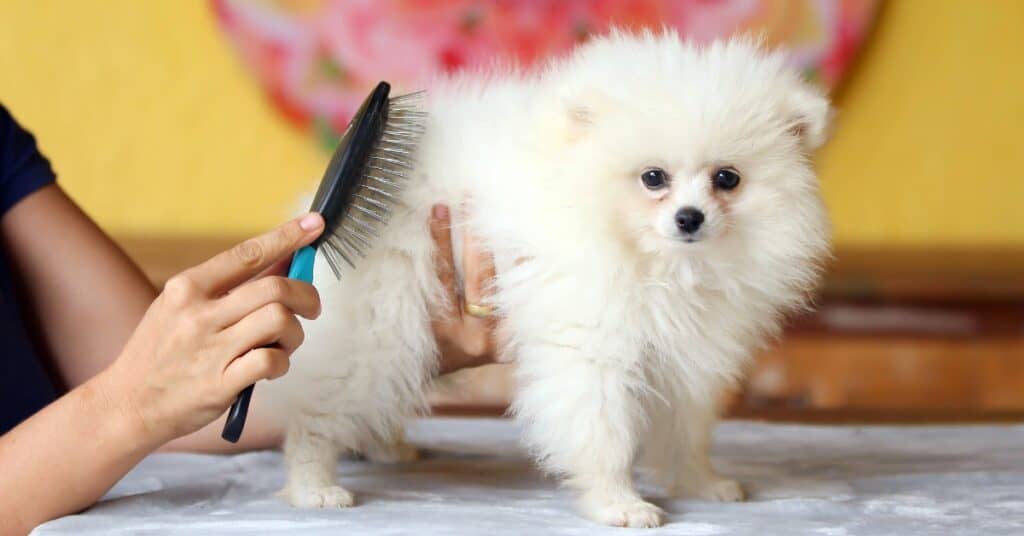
818 248 1024 302
119 235 1024 423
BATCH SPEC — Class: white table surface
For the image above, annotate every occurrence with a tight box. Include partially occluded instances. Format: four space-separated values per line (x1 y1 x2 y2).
34 417 1024 535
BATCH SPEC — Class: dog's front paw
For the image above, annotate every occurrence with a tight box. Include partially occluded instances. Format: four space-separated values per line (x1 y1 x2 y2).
673 477 746 502
284 485 355 509
581 496 665 528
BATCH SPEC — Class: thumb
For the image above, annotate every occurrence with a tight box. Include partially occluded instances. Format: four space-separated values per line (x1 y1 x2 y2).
180 213 324 296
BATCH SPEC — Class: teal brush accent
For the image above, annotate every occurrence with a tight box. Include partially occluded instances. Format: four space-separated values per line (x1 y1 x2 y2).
288 245 316 283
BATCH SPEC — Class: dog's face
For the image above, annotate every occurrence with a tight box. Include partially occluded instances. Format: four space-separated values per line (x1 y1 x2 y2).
631 159 743 248
554 34 831 273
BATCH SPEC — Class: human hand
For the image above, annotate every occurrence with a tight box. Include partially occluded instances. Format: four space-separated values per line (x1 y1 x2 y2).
429 204 506 375
97 214 324 445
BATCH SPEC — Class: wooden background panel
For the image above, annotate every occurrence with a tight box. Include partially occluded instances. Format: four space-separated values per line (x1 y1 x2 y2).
430 336 1024 420
740 337 1024 410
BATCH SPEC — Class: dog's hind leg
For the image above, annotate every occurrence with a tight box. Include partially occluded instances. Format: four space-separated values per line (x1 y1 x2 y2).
281 418 354 508
359 425 419 464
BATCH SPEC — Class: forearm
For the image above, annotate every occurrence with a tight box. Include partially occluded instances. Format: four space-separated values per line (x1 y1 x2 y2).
0 372 159 535
1 185 156 386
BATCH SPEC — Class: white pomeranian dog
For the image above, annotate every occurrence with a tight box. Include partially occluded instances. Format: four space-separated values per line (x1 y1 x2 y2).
263 30 831 528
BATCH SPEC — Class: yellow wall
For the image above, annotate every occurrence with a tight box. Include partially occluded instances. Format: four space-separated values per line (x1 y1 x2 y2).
1 1 1022 246
817 0 1024 246
0 1 325 235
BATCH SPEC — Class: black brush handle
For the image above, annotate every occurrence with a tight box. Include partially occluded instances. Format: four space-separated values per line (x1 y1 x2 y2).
222 384 253 443
221 248 314 443
220 82 392 443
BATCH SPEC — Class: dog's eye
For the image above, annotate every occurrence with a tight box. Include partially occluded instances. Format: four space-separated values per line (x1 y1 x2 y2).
712 168 741 190
640 168 669 190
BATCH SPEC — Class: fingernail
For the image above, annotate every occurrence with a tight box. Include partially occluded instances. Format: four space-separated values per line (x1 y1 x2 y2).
432 204 449 220
299 213 323 231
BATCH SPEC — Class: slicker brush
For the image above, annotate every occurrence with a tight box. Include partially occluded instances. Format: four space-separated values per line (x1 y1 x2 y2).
222 81 426 442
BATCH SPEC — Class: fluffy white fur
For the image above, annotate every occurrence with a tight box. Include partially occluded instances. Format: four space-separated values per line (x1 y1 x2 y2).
262 31 832 528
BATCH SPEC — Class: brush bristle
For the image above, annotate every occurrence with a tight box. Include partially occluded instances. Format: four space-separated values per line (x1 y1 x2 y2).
319 91 426 278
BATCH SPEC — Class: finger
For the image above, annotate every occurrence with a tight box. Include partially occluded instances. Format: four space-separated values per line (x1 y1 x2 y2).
214 275 320 327
252 256 292 281
222 347 291 394
181 213 324 296
461 223 497 314
456 206 498 366
429 204 459 317
221 302 305 361
459 200 496 309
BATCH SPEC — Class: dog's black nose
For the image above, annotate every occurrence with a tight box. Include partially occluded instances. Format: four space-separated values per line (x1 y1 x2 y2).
675 207 705 234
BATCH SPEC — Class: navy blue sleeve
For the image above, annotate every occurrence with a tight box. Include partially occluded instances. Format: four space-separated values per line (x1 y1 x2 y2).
0 103 59 434
0 103 56 216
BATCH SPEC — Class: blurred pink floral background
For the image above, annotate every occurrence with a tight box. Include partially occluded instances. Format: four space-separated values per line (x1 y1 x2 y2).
211 0 879 148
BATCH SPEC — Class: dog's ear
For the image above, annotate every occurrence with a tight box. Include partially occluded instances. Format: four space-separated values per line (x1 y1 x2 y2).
787 83 833 151
547 84 613 144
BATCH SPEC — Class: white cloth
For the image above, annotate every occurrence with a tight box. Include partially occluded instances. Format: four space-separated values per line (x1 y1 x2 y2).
34 418 1024 535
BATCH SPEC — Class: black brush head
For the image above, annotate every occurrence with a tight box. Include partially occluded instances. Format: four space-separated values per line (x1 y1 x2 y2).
309 81 392 249
304 81 426 278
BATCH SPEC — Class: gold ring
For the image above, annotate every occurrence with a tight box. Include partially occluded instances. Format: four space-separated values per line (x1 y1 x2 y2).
463 301 494 319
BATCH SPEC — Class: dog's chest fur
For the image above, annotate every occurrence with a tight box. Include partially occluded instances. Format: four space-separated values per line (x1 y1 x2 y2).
625 259 775 400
